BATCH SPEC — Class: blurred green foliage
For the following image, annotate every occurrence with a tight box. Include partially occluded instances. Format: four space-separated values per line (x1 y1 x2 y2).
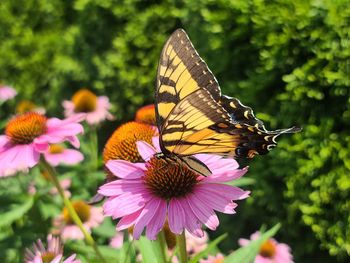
0 0 349 262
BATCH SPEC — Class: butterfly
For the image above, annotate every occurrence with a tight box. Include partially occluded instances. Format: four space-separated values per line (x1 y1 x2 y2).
155 29 301 176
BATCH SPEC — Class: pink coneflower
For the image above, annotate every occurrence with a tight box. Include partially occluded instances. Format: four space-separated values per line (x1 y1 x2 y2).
44 144 84 167
0 112 84 177
199 253 224 263
54 201 104 240
63 88 113 125
98 137 249 240
239 231 294 263
24 234 80 263
0 85 17 102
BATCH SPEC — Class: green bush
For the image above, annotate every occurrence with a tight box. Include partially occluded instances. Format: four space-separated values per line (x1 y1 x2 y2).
0 0 349 262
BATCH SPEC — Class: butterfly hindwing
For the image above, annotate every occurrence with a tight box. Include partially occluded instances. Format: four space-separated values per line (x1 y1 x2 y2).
210 121 301 158
219 95 266 131
161 88 299 158
161 89 240 156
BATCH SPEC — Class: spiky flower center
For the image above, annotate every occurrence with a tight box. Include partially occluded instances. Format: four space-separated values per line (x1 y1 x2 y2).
41 252 56 263
259 239 276 258
5 112 47 144
72 89 97 113
144 156 199 199
63 201 91 224
49 144 65 154
135 104 156 125
103 121 156 163
16 100 37 114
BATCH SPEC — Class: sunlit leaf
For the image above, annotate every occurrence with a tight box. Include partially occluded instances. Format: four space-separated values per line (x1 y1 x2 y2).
135 236 166 263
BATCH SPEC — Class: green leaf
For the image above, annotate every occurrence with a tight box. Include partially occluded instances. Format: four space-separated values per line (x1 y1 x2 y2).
135 236 166 263
0 195 34 227
224 224 281 263
37 200 60 220
93 217 116 238
0 226 13 241
119 240 137 263
190 233 227 263
67 241 120 262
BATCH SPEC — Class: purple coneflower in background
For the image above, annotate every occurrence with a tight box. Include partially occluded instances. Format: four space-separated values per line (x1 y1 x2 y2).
0 113 84 177
24 234 80 263
54 201 103 240
239 231 294 263
63 88 113 125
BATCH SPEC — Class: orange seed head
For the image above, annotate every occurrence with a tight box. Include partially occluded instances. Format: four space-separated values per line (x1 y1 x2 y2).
135 104 156 125
72 89 97 113
259 239 277 258
103 121 156 163
5 112 47 144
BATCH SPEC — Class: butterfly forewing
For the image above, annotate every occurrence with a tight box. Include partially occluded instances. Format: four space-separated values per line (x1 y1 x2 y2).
156 29 221 133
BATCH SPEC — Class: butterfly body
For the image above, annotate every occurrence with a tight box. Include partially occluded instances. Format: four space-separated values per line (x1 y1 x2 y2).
155 152 212 177
155 29 301 175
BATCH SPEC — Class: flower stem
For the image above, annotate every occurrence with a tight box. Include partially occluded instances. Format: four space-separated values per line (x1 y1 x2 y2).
158 230 168 263
176 232 188 263
40 159 106 263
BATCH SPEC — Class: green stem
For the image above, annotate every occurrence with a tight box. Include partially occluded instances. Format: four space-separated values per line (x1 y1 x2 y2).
40 159 106 263
176 232 188 263
159 230 168 263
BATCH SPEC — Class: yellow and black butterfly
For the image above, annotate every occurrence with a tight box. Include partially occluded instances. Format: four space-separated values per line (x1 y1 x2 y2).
155 29 301 176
